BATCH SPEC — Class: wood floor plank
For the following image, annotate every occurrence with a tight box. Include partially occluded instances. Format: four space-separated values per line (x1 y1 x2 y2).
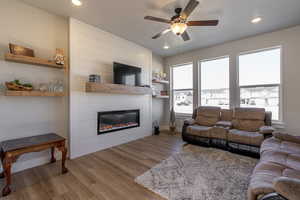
1 133 182 200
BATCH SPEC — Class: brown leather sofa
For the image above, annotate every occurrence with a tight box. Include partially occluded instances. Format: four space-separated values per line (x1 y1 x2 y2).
228 108 274 156
248 132 300 200
182 106 222 147
182 106 274 157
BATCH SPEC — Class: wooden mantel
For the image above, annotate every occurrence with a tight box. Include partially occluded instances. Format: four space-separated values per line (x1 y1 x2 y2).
86 82 152 95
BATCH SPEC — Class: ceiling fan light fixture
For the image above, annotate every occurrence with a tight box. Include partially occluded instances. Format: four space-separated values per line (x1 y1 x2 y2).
163 45 169 49
171 23 187 35
251 17 262 24
72 0 82 6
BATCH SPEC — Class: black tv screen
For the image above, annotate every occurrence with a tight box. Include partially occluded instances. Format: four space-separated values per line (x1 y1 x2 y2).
113 62 141 86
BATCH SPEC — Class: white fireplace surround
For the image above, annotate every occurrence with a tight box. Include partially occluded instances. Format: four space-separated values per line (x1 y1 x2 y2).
69 18 152 159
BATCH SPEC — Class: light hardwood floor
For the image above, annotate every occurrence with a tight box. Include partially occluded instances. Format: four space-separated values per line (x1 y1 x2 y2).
1 133 184 200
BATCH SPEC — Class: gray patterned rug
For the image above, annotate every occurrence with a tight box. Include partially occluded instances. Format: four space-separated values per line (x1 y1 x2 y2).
135 145 258 200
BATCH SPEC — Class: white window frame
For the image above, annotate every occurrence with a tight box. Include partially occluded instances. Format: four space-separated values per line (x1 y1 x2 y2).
237 46 283 122
170 62 194 117
198 55 230 108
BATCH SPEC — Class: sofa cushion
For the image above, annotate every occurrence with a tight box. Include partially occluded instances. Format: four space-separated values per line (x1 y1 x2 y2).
220 109 233 121
186 125 211 138
234 107 266 120
261 150 300 171
261 137 300 155
195 106 221 126
210 127 228 140
283 168 300 179
273 132 300 144
228 129 264 146
232 119 265 132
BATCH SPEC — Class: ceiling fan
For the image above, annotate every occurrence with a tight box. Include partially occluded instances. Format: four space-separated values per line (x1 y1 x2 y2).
144 0 219 41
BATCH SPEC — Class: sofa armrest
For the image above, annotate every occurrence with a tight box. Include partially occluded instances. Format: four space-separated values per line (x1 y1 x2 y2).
215 121 232 128
273 132 300 144
182 119 195 136
273 177 300 200
184 119 196 126
259 126 275 135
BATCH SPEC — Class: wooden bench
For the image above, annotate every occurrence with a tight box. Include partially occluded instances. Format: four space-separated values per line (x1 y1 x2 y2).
0 133 68 196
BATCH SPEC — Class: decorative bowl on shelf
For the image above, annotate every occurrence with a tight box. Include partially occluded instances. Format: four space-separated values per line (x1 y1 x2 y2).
5 81 33 91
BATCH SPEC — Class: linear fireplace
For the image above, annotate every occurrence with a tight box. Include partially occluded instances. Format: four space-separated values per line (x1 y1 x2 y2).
97 109 140 134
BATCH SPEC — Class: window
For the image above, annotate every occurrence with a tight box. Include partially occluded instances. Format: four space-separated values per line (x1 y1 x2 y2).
239 47 281 120
200 57 230 109
171 63 193 114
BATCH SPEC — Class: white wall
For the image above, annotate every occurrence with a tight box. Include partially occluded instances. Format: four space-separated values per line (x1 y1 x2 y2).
69 18 152 159
165 25 300 135
0 0 69 172
152 54 168 127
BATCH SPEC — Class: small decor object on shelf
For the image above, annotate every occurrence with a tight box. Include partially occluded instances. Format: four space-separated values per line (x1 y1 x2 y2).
89 74 101 83
5 80 33 91
162 72 167 80
9 43 35 57
54 48 65 65
161 91 168 96
48 80 64 92
151 85 157 96
153 69 168 82
38 83 48 92
169 107 176 134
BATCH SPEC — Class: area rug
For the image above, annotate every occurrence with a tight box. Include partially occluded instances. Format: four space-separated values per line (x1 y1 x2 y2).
135 145 258 200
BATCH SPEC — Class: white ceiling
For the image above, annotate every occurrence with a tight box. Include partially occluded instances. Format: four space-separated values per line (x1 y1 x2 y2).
21 0 300 57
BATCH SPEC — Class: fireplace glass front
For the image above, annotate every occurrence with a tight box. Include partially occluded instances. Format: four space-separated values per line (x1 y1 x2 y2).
97 109 140 134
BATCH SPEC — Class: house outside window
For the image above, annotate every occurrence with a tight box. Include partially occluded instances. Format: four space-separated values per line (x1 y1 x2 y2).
238 47 281 121
199 57 230 109
171 63 193 115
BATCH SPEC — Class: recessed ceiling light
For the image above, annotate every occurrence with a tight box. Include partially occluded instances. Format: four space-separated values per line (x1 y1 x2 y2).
163 45 169 49
72 0 82 6
251 17 262 24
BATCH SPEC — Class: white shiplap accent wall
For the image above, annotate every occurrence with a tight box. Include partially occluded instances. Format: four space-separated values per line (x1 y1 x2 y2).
69 18 152 158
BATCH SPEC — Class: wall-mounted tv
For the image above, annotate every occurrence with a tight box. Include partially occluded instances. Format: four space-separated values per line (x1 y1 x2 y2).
113 62 141 86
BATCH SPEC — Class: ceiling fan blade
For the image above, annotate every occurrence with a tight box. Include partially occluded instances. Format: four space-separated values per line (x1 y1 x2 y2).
181 0 200 19
152 29 171 39
144 16 171 24
181 31 190 41
187 20 219 26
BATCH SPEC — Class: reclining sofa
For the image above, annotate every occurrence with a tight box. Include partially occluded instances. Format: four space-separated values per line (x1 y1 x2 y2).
248 132 300 200
182 106 274 157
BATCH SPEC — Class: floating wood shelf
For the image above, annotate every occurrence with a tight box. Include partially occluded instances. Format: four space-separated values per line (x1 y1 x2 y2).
86 82 152 95
4 53 64 69
4 90 65 97
153 95 169 99
152 80 169 84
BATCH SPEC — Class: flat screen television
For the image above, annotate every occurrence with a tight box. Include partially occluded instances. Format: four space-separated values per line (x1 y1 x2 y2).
113 62 141 86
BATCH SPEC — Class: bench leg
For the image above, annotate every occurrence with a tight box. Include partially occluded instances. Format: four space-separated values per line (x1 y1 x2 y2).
58 145 68 174
50 147 56 163
61 147 68 174
2 157 12 196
